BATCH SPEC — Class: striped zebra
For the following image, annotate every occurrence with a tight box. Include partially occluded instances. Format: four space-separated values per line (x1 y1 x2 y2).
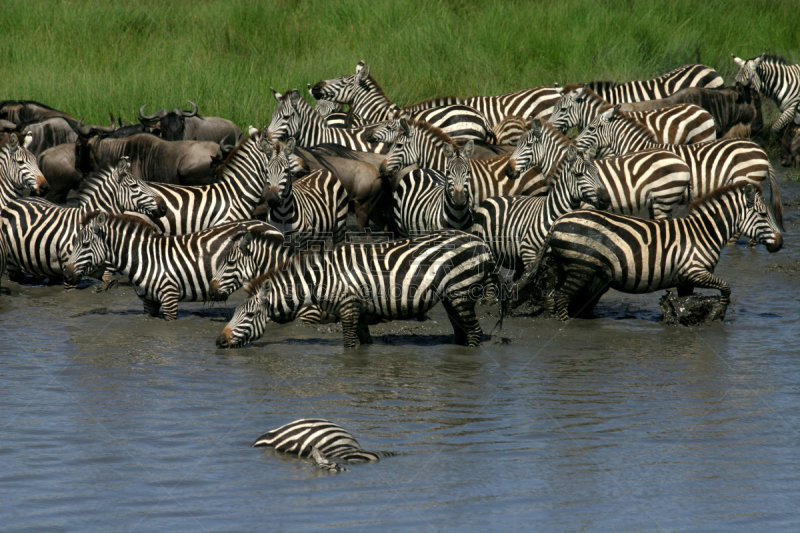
459 85 563 128
582 63 724 104
217 230 501 348
368 115 530 149
141 130 305 235
308 86 367 128
505 119 691 219
549 85 716 146
472 146 610 282
1 132 49 203
531 183 782 321
310 61 496 142
379 118 548 209
733 54 800 135
263 138 349 248
1 158 166 283
575 106 783 226
253 418 394 469
64 212 272 320
393 141 474 237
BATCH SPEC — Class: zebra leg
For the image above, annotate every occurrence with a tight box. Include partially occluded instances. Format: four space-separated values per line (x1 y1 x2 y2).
93 267 118 293
339 303 362 348
442 297 482 347
356 315 372 345
142 298 161 317
160 289 180 321
686 271 731 316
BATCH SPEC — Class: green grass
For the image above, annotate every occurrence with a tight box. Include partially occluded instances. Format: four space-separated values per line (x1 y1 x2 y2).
2 0 798 130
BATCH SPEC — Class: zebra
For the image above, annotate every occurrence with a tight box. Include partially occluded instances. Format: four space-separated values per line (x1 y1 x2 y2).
253 418 395 470
262 137 349 249
581 63 724 104
458 85 563 128
530 183 782 321
504 119 692 219
308 85 367 128
393 141 474 237
1 157 166 284
574 106 784 227
63 212 271 320
1 132 49 204
368 114 530 148
216 230 502 348
379 118 548 209
549 85 717 146
472 145 610 283
140 130 306 235
310 61 496 142
733 53 800 135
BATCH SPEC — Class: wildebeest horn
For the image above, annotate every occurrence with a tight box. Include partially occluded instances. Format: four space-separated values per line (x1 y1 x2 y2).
181 101 199 117
139 104 168 122
73 117 92 136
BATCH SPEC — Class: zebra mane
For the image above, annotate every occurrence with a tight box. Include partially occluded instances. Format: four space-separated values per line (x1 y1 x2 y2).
80 211 159 233
243 251 311 296
405 118 459 149
583 80 619 91
218 130 257 170
0 131 23 149
751 54 787 65
687 182 762 214
361 74 392 104
540 119 573 151
75 166 116 203
613 110 657 143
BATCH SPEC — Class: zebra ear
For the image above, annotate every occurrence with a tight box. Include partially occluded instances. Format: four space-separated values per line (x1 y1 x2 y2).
357 62 370 81
583 144 598 160
116 156 131 175
7 132 19 152
794 112 800 125
530 118 542 139
554 82 561 89
611 104 621 118
283 137 297 156
289 90 302 106
442 143 454 159
566 145 578 163
23 131 33 150
259 134 273 158
744 184 757 205
94 212 108 227
462 140 475 159
257 279 272 304
754 54 765 69
270 87 282 103
577 84 587 100
732 55 745 68
239 231 253 251
400 118 410 136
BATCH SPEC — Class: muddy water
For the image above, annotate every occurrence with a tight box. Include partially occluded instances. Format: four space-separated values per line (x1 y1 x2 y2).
1 177 800 532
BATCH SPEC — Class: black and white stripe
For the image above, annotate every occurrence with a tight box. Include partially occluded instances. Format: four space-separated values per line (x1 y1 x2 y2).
218 230 500 348
733 54 800 135
532 183 782 321
64 213 271 320
262 138 349 249
393 141 474 236
583 63 724 104
2 158 165 282
1 132 48 205
461 85 563 127
574 106 783 225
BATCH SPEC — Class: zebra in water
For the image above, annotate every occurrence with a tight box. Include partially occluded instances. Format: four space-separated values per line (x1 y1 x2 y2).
379 118 548 208
504 119 691 219
733 54 800 135
1 157 166 284
310 61 496 142
574 106 784 226
262 138 349 249
217 230 502 348
64 212 271 320
549 85 716 146
253 418 395 472
393 141 474 236
581 63 724 104
531 183 782 321
472 146 609 284
140 130 306 235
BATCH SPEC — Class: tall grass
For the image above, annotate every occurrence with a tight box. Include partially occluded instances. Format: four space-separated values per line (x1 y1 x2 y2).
1 0 798 129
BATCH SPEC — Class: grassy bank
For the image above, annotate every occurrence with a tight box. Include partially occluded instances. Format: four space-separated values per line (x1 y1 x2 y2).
2 0 798 129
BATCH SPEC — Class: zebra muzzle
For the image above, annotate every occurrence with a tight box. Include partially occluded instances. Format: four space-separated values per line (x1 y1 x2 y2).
63 263 81 284
216 327 233 348
595 187 612 210
504 160 519 179
153 196 168 217
35 175 49 196
209 280 228 301
765 233 783 253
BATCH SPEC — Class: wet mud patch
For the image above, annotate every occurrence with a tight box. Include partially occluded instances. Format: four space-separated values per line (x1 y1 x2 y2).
660 291 726 326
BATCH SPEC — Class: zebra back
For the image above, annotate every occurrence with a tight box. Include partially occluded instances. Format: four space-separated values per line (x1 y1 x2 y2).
584 64 724 104
462 85 563 126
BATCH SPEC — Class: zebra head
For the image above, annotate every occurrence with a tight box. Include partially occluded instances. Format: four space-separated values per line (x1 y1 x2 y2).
505 119 542 179
549 85 587 132
739 185 783 253
557 145 610 211
733 54 765 91
443 140 473 209
262 137 296 208
216 277 273 348
312 98 343 118
267 89 303 142
379 118 418 176
64 211 108 284
3 132 49 196
366 118 402 144
209 226 286 301
574 105 620 155
309 67 357 104
109 157 167 218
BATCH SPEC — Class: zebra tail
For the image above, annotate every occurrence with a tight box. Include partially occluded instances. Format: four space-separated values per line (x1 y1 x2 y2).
767 165 785 231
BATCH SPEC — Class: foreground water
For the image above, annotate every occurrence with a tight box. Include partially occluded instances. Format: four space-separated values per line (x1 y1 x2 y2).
1 180 800 532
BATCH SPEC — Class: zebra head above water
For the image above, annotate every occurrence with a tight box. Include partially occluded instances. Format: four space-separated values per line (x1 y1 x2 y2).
63 211 109 284
2 132 48 196
732 54 765 92
262 137 297 208
267 89 303 142
549 84 588 132
216 274 274 348
104 156 167 218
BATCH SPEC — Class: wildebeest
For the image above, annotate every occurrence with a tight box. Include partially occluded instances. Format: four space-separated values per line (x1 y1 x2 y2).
38 142 84 203
618 84 762 138
20 117 79 157
0 100 73 126
780 107 800 167
139 101 242 144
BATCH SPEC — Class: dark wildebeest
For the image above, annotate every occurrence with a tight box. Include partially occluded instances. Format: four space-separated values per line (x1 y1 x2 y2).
780 106 800 167
0 100 73 126
618 84 762 139
37 142 84 204
139 101 242 144
84 132 220 186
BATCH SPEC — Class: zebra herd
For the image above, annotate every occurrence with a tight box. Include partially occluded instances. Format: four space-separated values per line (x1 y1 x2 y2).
0 55 795 356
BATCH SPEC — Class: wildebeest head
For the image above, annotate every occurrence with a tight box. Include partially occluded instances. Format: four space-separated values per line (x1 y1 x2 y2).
139 101 199 141
780 106 800 167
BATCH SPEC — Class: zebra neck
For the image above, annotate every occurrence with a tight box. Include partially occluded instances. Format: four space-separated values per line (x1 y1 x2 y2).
689 202 741 253
417 137 448 171
268 197 299 232
0 175 20 209
540 131 570 174
543 179 578 226
442 188 472 229
272 254 322 316
104 222 152 279
760 64 799 107
582 96 607 128
352 84 397 122
216 159 266 213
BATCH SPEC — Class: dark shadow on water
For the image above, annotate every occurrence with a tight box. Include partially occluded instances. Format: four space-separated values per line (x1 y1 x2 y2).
73 306 234 319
